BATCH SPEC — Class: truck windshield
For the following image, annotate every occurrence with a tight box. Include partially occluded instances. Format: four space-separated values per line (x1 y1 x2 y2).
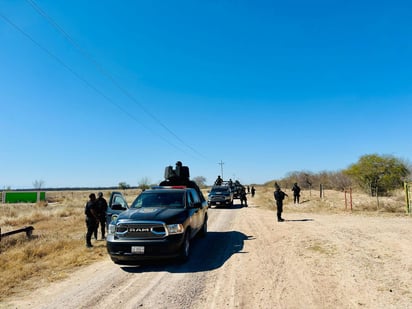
212 187 230 194
131 191 185 208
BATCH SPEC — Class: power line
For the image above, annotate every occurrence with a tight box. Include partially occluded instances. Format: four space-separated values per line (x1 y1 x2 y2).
0 12 190 154
25 0 207 160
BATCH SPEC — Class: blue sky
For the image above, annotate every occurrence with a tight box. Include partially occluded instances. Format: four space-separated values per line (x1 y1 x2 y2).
1 0 411 188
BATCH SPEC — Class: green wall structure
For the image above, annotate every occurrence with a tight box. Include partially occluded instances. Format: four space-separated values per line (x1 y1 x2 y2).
2 191 46 203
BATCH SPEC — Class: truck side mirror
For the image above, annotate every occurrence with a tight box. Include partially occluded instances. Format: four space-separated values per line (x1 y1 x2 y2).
111 203 125 210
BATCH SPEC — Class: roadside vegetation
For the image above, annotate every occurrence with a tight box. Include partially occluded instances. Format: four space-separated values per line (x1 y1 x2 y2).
0 189 139 301
1 186 409 301
253 185 407 214
271 154 410 196
1 153 410 301
255 153 409 215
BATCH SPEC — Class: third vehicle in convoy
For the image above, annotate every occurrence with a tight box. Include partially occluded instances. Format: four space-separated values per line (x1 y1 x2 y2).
207 185 234 207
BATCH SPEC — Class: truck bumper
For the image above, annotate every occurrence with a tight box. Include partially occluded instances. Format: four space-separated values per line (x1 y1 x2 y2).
106 233 185 263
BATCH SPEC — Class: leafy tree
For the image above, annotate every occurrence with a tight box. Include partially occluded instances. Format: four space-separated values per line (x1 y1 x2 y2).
118 182 130 190
192 176 207 188
344 154 409 196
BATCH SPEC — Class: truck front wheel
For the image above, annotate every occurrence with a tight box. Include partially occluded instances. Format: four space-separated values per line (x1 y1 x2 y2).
179 231 190 262
198 217 207 238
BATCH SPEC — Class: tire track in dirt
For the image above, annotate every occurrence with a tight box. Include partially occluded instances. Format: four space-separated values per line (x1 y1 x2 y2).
300 214 412 308
195 200 320 309
195 206 240 309
236 203 317 308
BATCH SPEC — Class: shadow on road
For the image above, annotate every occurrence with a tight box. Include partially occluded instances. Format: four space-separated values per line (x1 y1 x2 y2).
120 231 253 274
284 218 314 222
211 203 248 209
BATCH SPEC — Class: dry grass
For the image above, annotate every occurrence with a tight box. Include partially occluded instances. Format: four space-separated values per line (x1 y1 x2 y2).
0 189 139 301
251 185 408 215
0 186 409 301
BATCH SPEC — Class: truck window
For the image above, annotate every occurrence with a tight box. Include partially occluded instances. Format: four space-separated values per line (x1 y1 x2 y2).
186 191 194 206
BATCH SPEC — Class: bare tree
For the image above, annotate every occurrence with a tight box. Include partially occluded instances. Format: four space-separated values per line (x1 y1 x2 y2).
192 176 207 188
138 177 151 190
33 180 45 190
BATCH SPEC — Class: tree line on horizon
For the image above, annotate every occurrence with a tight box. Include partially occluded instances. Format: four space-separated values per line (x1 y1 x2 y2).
6 154 409 196
268 153 411 197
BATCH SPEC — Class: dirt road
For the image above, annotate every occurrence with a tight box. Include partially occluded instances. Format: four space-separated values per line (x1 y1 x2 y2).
4 199 412 309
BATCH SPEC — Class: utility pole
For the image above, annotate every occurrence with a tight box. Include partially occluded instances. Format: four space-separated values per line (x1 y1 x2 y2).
218 160 225 180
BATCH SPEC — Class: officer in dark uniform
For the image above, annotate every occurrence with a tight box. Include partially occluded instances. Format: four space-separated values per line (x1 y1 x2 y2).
95 192 108 240
214 176 223 186
240 187 248 207
85 193 98 248
292 183 301 204
274 184 288 222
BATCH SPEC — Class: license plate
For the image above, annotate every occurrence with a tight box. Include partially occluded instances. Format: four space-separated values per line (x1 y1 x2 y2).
131 246 144 254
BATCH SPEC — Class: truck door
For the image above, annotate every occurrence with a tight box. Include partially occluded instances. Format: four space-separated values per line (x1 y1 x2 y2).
106 191 128 226
188 190 203 234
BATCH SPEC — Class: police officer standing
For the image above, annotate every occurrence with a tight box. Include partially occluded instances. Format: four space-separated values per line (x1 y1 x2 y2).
251 186 256 197
292 183 301 204
95 192 108 240
274 183 288 222
85 193 98 248
240 187 248 207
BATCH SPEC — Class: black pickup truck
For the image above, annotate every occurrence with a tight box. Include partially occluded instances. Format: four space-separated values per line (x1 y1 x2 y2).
106 186 208 264
207 185 234 207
